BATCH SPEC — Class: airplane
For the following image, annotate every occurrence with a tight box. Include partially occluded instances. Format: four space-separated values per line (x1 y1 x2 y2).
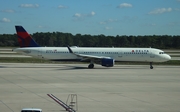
13 26 171 69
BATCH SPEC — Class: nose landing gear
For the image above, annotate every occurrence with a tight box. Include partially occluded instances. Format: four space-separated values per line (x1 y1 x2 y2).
150 62 153 69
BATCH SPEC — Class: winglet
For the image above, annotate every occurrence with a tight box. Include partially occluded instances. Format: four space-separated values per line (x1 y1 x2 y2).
67 46 73 53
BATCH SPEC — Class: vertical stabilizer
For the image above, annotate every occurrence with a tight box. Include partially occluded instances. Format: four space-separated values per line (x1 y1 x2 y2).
15 26 40 47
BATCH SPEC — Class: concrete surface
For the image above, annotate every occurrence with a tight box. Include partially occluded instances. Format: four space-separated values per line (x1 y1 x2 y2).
0 63 180 112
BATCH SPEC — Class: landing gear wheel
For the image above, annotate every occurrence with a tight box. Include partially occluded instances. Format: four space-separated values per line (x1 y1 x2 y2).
88 64 94 69
150 62 153 69
150 66 153 69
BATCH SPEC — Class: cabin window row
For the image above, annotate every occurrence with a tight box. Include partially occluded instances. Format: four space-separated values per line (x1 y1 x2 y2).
124 52 148 54
46 51 69 53
45 51 119 54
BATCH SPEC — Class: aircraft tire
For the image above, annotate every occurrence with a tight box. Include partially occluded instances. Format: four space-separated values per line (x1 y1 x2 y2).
150 62 153 69
88 64 94 69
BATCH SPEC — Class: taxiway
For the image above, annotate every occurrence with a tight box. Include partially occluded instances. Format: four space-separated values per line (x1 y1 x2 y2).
0 63 180 112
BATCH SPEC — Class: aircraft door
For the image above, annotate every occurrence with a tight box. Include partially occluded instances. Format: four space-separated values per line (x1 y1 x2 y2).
38 49 42 58
118 51 123 58
150 50 155 58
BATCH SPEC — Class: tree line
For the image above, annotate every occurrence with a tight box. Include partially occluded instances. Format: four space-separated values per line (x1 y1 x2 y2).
0 32 180 49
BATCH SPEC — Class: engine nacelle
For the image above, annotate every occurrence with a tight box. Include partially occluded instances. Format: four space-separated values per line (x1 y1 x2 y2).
101 58 114 67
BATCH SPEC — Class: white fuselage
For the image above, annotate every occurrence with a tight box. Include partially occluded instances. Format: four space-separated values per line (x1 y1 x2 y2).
13 47 171 63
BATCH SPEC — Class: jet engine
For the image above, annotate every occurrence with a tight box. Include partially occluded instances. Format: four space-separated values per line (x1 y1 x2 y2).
101 58 114 67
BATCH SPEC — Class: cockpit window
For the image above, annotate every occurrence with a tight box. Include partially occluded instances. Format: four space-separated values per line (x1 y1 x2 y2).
159 52 164 54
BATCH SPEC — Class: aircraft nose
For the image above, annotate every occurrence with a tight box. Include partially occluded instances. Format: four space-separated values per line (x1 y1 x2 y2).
165 54 171 61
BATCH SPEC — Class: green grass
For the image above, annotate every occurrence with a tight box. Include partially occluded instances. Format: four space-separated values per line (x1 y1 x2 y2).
170 55 180 57
116 60 180 65
0 57 180 65
0 57 50 63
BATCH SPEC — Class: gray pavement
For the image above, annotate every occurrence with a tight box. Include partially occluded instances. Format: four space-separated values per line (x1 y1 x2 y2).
0 63 180 112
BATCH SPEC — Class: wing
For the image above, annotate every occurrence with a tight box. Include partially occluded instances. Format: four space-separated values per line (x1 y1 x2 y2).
67 46 111 61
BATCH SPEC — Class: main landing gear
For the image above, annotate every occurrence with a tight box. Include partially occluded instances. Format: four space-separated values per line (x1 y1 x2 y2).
88 63 94 69
150 62 153 69
88 60 94 69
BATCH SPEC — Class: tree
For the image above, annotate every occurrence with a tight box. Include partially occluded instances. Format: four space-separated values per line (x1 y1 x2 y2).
0 31 180 49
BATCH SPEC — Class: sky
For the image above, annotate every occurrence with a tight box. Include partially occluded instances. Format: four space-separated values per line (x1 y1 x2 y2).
0 0 180 36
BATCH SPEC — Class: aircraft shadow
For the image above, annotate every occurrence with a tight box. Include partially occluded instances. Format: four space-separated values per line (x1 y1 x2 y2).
56 65 149 70
0 66 6 68
1 64 176 70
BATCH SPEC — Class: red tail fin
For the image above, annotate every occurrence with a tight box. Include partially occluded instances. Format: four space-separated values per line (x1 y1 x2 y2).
15 26 40 47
